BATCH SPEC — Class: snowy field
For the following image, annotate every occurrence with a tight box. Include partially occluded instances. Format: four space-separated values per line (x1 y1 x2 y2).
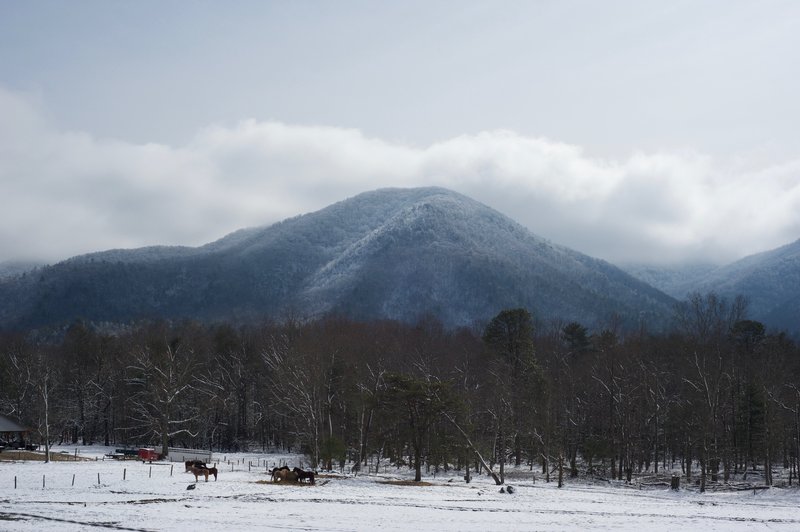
1 446 799 531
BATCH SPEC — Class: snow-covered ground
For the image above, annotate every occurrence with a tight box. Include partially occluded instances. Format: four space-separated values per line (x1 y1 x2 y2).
1 446 798 531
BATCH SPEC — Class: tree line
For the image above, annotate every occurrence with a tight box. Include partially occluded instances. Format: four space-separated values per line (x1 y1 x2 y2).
1 292 798 489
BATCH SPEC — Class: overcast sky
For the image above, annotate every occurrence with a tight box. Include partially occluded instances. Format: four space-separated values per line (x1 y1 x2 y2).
1 0 799 266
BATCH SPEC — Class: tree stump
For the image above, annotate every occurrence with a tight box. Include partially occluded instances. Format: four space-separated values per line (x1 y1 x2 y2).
671 475 680 491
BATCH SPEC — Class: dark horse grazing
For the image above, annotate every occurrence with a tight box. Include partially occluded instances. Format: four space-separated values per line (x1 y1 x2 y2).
189 465 218 482
185 460 207 472
293 467 315 484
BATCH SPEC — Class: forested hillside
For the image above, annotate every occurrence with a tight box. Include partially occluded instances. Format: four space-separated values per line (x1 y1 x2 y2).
2 296 797 488
678 239 800 333
623 239 800 334
0 260 42 280
0 188 676 330
620 262 717 299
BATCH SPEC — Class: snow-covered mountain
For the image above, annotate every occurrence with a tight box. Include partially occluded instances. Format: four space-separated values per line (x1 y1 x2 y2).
0 187 676 330
0 260 44 280
621 238 800 333
672 239 800 332
620 262 718 299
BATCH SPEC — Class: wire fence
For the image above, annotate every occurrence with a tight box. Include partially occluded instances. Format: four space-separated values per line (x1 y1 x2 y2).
5 454 302 490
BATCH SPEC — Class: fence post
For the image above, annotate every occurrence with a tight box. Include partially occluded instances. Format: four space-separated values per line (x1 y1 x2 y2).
149 466 152 478
170 464 174 477
43 475 45 489
124 468 127 481
97 473 101 485
72 474 76 487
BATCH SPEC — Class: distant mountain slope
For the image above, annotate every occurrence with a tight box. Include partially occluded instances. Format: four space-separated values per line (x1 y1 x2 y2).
677 239 800 332
0 260 44 280
0 187 676 330
620 262 718 299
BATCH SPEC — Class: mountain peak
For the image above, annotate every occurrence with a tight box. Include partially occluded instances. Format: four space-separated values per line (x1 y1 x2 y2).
0 187 675 330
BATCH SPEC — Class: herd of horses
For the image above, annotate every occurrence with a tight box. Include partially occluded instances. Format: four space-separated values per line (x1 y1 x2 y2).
271 465 316 484
184 460 315 485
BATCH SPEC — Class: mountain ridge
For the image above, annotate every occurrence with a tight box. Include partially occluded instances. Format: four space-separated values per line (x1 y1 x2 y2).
0 187 677 330
679 238 800 331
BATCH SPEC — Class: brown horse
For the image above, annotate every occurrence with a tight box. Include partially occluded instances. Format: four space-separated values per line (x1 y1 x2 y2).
272 468 298 483
271 466 290 482
190 465 218 482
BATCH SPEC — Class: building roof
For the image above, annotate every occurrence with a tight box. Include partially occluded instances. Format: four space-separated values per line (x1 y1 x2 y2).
0 414 29 433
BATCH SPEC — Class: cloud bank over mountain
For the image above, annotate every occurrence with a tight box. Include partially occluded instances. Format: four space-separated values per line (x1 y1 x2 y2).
2 86 799 265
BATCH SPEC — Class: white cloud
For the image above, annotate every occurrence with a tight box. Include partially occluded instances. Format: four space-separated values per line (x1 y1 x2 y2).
1 86 798 266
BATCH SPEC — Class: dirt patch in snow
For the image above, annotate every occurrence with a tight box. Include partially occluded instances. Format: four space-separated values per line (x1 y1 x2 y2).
379 480 434 486
0 450 90 462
